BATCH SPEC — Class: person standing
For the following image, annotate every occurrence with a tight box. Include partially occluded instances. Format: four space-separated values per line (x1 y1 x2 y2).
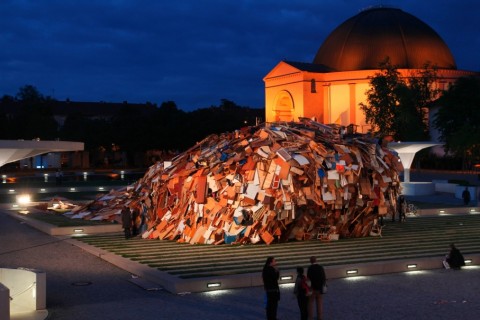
55 169 63 185
121 205 132 239
139 199 148 234
293 266 309 320
131 206 140 237
262 256 280 320
462 187 471 206
396 195 407 222
307 256 326 320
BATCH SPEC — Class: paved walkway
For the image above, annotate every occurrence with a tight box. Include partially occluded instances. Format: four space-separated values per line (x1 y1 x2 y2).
2 169 480 320
2 206 480 320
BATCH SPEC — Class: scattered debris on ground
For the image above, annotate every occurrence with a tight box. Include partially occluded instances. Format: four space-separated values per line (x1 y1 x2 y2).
33 197 81 213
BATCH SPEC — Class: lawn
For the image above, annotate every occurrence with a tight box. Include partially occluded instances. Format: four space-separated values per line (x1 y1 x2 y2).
2 179 128 227
20 210 115 227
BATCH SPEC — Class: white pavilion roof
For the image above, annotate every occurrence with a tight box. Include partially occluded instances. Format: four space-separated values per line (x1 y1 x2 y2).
0 140 84 168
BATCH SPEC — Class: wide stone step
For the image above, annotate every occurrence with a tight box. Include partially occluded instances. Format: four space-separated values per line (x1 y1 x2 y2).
75 214 480 279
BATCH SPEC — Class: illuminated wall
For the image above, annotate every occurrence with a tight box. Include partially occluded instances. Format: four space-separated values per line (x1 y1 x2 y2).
264 62 474 133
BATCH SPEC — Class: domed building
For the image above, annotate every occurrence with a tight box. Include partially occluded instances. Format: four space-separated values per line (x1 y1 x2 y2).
264 6 476 131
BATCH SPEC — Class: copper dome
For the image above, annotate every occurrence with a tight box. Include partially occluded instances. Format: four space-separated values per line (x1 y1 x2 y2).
313 7 457 71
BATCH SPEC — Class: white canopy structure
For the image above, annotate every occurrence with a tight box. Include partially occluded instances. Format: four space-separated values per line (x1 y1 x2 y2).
388 142 442 196
0 140 84 168
388 142 441 182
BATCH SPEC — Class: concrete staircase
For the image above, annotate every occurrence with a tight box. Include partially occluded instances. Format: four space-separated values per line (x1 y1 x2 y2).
76 214 480 280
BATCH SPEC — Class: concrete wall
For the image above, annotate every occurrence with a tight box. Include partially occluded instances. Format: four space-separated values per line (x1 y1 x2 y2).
0 283 9 320
433 180 458 193
403 181 478 200
400 182 435 196
7 210 122 236
0 268 46 314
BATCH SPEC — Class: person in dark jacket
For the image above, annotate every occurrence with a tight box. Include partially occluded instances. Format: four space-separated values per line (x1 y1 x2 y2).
445 243 466 269
131 206 140 236
293 266 309 320
262 256 280 320
462 187 471 206
307 256 326 320
121 205 132 239
396 195 406 222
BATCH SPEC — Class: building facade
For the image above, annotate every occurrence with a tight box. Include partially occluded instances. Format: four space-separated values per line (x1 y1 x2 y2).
264 7 477 132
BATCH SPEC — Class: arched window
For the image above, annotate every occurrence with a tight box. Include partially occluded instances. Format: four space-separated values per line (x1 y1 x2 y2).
273 91 294 122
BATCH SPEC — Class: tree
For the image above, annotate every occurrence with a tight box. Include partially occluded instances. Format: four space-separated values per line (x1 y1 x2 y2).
16 85 43 104
0 95 15 138
13 85 58 140
433 76 480 169
360 59 437 141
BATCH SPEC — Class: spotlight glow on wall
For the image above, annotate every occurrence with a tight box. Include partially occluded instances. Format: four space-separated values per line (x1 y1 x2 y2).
16 194 31 205
207 282 221 288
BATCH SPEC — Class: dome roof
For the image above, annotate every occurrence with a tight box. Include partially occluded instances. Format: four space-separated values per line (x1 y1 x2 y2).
313 7 456 71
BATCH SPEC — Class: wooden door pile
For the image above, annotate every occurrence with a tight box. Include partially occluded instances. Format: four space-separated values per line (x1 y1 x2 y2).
71 120 404 245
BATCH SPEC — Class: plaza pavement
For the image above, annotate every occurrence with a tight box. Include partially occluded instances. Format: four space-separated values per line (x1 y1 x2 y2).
2 199 480 319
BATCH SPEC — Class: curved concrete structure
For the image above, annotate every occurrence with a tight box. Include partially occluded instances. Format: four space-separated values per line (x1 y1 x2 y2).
388 142 440 182
0 267 47 319
0 140 84 168
388 142 441 196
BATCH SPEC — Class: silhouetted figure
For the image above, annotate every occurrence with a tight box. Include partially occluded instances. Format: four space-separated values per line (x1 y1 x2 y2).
131 207 139 236
262 257 280 320
444 243 466 270
139 199 148 234
462 187 471 206
307 256 326 320
121 205 132 239
55 169 63 185
396 195 406 222
293 266 309 320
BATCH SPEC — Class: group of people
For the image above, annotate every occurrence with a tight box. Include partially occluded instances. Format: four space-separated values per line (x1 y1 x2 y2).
262 244 465 320
262 256 327 320
121 200 148 239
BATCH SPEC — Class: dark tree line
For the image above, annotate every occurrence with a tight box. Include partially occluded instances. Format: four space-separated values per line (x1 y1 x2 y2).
433 76 480 170
360 60 480 170
0 85 264 167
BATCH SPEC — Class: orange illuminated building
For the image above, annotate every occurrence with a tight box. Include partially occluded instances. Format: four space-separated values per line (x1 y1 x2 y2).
264 6 477 132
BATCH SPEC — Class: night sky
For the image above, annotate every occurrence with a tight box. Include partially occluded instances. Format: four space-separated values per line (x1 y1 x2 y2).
1 0 478 111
